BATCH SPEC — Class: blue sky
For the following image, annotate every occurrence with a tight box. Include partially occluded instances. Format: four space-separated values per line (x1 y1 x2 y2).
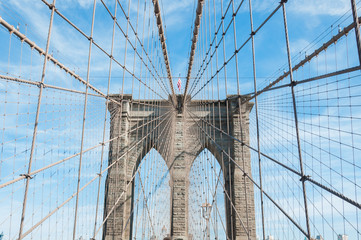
0 0 357 96
0 0 361 239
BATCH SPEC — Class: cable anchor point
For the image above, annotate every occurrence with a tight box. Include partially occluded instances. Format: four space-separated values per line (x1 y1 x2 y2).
299 175 310 182
20 174 33 179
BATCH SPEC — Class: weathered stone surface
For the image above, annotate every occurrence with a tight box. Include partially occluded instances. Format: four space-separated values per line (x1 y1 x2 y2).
103 95 256 240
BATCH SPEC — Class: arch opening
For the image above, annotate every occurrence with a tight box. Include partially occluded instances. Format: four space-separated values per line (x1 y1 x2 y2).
188 148 227 239
131 148 171 239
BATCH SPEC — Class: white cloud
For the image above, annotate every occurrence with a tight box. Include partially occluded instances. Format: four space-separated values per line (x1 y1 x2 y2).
251 0 280 13
288 0 350 16
289 38 310 55
245 0 351 16
55 0 113 10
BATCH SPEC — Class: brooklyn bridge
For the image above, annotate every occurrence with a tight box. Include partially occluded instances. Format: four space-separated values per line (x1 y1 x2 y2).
0 0 360 239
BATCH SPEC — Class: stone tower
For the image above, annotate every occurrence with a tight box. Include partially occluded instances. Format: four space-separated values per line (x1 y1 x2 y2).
103 94 256 240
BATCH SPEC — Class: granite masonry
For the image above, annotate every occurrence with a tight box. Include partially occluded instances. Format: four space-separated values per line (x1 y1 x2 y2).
103 94 256 240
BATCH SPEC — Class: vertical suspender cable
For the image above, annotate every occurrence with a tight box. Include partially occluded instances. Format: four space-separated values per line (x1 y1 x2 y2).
231 0 251 238
281 1 311 239
248 0 266 239
18 0 56 238
72 0 97 239
350 0 361 65
91 0 118 238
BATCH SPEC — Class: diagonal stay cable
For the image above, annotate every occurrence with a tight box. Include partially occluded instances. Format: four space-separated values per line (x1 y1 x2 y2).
244 16 361 102
0 16 109 100
202 159 230 240
190 2 283 99
99 0 171 98
40 0 167 100
94 112 173 236
193 132 248 239
120 106 174 238
186 108 309 237
190 106 361 210
0 16 163 111
0 74 102 97
18 110 173 239
116 0 172 94
193 118 250 238
136 171 156 235
185 65 361 109
185 109 251 238
187 0 234 96
152 0 176 104
0 109 172 189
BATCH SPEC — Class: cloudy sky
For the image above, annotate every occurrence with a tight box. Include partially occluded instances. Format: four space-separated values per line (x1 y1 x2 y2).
0 0 360 240
0 0 356 97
